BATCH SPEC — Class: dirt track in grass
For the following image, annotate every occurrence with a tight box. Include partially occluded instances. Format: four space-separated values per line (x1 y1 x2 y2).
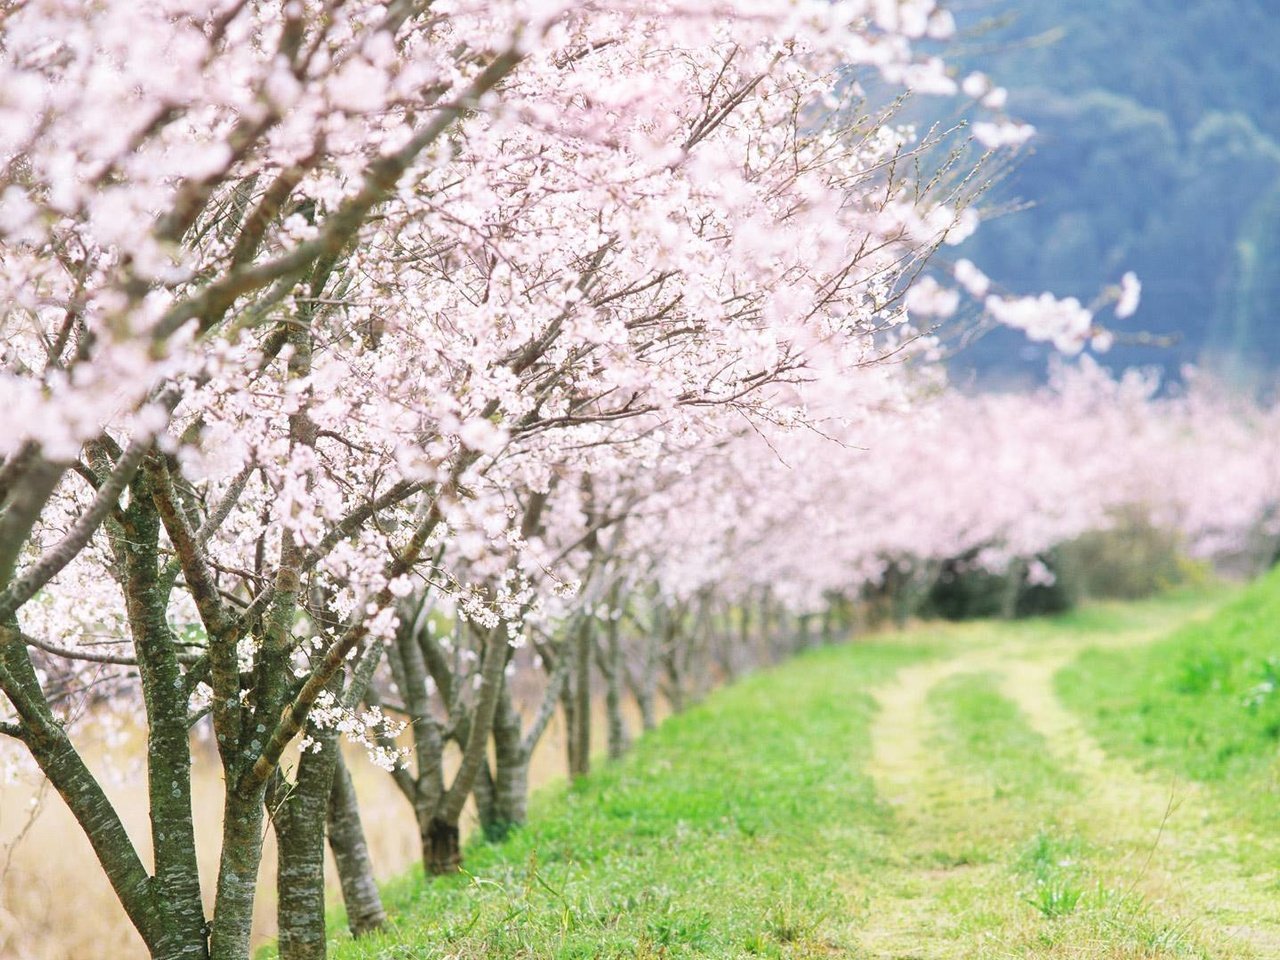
861 603 1280 959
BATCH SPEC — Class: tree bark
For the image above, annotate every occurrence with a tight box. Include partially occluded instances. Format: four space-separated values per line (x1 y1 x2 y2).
598 611 631 760
421 624 512 873
481 685 529 840
274 722 341 960
327 754 386 936
661 608 687 715
1001 557 1028 620
560 679 578 779
798 612 815 649
421 816 461 875
210 787 268 960
632 628 659 732
120 477 208 958
570 617 592 779
5 668 171 954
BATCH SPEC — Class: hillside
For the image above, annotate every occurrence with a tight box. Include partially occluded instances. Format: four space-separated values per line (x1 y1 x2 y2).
946 0 1280 382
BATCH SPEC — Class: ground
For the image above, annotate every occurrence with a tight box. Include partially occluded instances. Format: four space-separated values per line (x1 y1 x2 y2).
862 593 1280 958
324 583 1280 959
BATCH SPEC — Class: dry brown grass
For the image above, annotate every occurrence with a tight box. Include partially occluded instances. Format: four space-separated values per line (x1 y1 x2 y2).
0 699 652 960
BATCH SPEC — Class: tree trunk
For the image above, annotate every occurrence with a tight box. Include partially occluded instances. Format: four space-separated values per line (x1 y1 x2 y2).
776 608 796 657
664 660 686 712
327 754 386 936
18 696 175 954
637 687 656 731
275 725 341 960
425 623 512 874
210 787 268 960
883 563 912 628
600 615 630 760
482 689 529 840
471 757 498 840
662 611 687 715
491 750 529 839
1 623 212 959
716 605 738 685
634 630 658 732
560 680 578 779
759 594 779 662
421 815 461 875
120 478 209 958
1001 557 1027 620
571 617 592 779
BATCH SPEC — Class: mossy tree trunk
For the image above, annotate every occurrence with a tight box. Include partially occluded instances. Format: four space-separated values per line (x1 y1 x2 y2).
567 616 593 780
326 754 386 936
272 720 341 960
597 596 632 761
379 603 524 876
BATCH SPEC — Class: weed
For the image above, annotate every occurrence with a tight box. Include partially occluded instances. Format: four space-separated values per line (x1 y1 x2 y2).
1025 877 1084 919
1016 831 1086 919
764 891 827 944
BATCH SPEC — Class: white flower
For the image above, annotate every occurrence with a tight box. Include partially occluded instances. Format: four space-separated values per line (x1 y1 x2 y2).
973 121 1035 150
981 87 1008 110
458 417 507 455
944 208 979 246
954 259 991 298
1116 272 1142 319
330 59 389 114
986 293 1093 354
1026 559 1056 587
905 276 960 318
962 73 990 99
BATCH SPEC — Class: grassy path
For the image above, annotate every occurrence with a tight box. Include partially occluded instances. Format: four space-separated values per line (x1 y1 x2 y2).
321 587 1280 959
1004 654 1280 955
861 595 1280 958
328 640 928 959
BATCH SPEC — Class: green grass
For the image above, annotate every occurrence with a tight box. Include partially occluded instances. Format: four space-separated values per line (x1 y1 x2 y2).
913 666 1214 957
929 671 1080 802
1058 568 1280 828
328 641 928 959
303 584 1272 959
1015 831 1086 919
991 582 1230 644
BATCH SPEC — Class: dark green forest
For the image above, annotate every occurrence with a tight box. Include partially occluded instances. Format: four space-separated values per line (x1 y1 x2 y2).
945 0 1280 381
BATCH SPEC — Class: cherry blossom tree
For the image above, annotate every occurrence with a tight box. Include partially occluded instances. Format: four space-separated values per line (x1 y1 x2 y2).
691 356 1280 625
1 2 1059 958
12 2 1250 959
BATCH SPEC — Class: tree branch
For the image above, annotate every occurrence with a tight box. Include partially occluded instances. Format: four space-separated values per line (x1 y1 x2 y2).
521 645 571 757
152 43 525 344
0 388 177 622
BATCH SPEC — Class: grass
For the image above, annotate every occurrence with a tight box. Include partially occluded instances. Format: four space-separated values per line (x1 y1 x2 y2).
306 584 1278 959
1016 831 1086 919
327 640 929 959
1058 567 1280 835
902 662 1217 958
10 582 1277 959
928 671 1080 802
